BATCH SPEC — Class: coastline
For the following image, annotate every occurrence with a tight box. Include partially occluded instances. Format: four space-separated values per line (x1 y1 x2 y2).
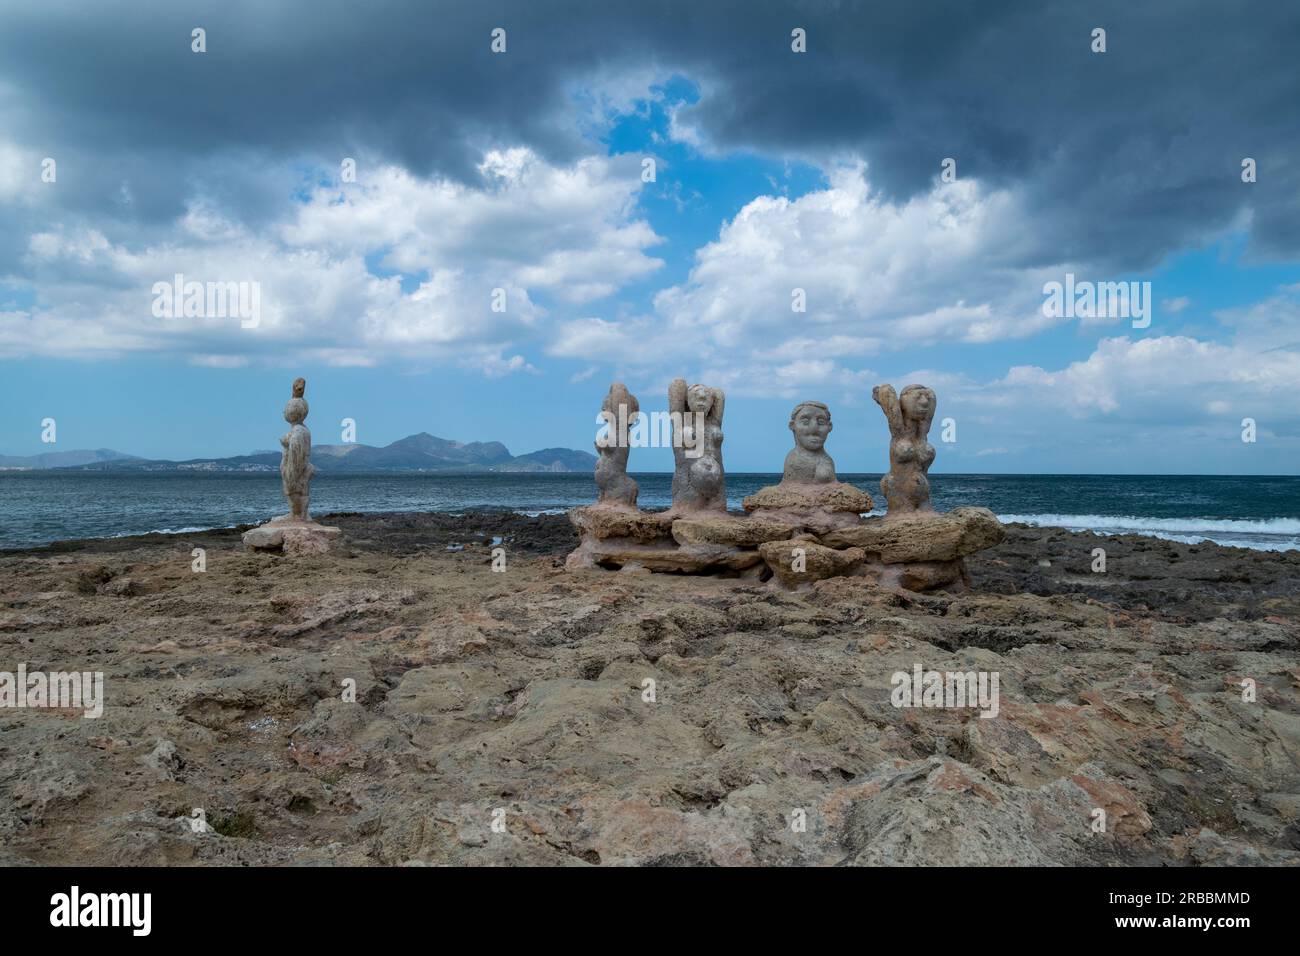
1 511 1297 865
3 471 1297 553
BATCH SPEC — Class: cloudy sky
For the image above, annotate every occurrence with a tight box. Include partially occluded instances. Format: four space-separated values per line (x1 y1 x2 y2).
1 0 1297 473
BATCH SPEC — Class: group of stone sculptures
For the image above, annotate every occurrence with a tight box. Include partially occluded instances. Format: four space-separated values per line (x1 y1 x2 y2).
239 374 1004 589
569 379 1004 592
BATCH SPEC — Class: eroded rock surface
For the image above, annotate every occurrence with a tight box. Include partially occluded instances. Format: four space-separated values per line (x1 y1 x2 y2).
1 513 1296 867
822 508 1005 563
758 539 868 587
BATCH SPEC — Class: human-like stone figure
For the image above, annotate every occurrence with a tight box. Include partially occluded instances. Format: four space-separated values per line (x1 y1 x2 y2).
280 377 315 520
872 383 937 515
782 401 836 484
243 376 341 554
668 378 726 513
741 399 872 534
594 382 640 509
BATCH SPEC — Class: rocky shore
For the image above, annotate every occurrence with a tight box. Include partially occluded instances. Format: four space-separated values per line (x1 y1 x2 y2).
1 511 1297 866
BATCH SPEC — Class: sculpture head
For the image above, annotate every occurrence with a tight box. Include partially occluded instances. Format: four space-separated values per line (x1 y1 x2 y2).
898 385 936 426
685 384 715 417
284 397 308 426
600 382 638 419
789 401 832 452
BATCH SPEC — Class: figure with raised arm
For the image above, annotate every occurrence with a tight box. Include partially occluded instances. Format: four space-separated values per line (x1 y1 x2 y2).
668 378 726 513
872 383 937 516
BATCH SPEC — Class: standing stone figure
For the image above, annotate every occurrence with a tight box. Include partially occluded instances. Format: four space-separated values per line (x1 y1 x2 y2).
668 378 726 513
280 377 315 520
594 382 639 509
243 376 341 554
783 401 836 484
872 383 937 515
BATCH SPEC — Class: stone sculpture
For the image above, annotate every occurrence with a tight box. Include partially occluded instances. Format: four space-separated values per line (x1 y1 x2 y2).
565 382 1003 592
668 378 726 513
782 401 836 483
594 382 640 509
242 377 341 555
281 377 314 520
742 400 873 534
872 384 937 515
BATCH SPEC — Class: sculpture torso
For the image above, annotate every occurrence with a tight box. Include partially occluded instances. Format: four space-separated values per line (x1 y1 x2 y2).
782 446 836 484
669 379 726 512
281 424 312 492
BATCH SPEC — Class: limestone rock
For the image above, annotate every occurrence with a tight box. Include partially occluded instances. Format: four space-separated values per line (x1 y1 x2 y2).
671 515 796 547
759 539 867 587
242 519 342 555
568 506 675 543
743 481 873 516
889 559 965 592
820 507 1004 563
568 540 763 573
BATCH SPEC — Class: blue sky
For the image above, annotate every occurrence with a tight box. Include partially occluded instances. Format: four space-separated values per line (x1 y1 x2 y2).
1 1 1298 474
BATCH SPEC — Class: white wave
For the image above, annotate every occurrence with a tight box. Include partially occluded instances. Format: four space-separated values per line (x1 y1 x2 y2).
109 525 225 538
998 513 1300 552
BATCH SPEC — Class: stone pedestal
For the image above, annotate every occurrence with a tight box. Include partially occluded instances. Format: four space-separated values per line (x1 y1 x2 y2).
242 517 342 555
742 481 874 535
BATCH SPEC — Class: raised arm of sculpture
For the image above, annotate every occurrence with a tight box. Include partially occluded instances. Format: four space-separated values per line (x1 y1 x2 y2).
872 384 904 435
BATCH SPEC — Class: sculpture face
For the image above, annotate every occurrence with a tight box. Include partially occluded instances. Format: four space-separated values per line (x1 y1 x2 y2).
900 386 934 422
686 385 713 416
790 403 831 451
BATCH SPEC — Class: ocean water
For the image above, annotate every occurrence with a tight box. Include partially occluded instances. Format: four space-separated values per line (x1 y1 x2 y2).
0 471 1297 552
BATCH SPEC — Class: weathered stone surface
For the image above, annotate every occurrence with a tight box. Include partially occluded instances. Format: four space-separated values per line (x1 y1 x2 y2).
743 481 873 516
821 507 1004 563
568 540 763 573
242 519 342 555
759 539 866 587
671 514 796 547
890 559 964 592
6 515 1300 867
569 506 675 543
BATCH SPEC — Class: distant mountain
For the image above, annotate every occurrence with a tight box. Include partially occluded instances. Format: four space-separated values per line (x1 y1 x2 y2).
0 448 139 471
25 433 596 474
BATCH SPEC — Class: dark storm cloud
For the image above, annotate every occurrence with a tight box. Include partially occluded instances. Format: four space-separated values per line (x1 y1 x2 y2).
2 0 1298 267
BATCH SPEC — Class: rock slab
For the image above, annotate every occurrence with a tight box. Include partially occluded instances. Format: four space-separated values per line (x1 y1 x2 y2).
820 507 1004 563
242 519 342 555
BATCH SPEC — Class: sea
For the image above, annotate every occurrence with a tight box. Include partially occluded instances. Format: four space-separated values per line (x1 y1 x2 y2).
0 472 1297 552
